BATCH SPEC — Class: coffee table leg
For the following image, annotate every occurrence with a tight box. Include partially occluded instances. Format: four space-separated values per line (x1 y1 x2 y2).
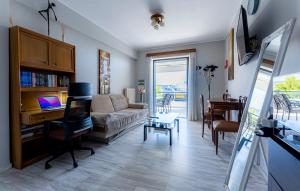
144 125 147 141
176 119 179 133
169 129 172 146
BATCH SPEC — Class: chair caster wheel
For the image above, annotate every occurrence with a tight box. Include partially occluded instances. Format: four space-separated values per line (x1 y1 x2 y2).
73 162 78 168
91 149 95 155
45 163 52 169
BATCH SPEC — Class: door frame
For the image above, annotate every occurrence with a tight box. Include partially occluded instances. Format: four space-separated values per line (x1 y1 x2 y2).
152 56 189 117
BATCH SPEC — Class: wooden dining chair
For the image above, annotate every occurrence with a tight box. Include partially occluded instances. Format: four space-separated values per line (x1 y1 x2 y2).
200 94 225 138
211 96 247 154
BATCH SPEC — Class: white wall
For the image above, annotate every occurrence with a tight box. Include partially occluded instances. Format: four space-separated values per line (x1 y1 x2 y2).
0 0 137 171
137 41 226 117
226 0 300 98
11 0 137 94
0 0 11 172
15 0 136 58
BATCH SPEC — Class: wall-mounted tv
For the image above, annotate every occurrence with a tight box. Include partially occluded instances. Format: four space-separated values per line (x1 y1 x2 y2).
236 6 254 66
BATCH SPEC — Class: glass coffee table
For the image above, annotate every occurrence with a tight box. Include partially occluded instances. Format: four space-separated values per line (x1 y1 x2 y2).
144 113 179 145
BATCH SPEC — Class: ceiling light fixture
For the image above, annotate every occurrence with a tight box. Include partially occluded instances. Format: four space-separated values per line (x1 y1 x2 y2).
151 14 165 30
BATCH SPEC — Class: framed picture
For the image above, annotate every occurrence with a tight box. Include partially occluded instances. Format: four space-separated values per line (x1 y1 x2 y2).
99 49 111 94
227 28 234 80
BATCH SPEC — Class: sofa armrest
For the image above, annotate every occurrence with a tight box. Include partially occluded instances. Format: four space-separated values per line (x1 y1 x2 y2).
91 112 112 126
128 103 148 109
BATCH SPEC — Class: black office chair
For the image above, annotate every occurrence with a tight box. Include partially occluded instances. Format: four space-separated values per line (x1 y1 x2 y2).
45 83 95 169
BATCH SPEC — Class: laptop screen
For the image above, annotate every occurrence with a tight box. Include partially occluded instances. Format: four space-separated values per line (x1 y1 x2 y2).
38 96 61 109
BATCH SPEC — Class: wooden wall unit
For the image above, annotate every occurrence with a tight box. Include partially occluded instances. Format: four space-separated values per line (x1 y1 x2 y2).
18 27 75 72
10 26 76 169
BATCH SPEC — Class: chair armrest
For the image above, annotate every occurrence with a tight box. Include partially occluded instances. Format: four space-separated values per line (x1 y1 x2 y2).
128 103 148 109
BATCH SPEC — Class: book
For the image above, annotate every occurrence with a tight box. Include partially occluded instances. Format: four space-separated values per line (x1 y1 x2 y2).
21 133 34 139
28 72 32 87
20 70 63 88
20 71 33 87
20 71 25 87
58 75 70 87
32 73 36 87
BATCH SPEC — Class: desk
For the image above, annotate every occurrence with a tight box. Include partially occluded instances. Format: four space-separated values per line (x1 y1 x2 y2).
21 109 65 125
208 98 240 120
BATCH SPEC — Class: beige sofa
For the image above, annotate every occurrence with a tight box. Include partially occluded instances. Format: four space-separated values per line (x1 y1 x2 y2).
90 94 148 143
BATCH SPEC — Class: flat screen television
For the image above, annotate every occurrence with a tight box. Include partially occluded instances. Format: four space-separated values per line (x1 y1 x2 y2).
236 6 254 66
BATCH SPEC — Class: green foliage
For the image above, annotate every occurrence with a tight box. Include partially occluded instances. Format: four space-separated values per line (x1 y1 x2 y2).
156 86 163 100
274 76 300 91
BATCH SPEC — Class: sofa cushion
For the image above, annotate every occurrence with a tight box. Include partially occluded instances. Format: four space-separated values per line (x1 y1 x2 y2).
113 108 148 125
109 95 129 111
91 95 115 113
92 108 148 135
128 103 148 109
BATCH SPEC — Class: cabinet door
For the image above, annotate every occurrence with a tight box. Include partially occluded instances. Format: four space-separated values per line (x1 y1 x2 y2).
20 32 49 68
52 44 74 72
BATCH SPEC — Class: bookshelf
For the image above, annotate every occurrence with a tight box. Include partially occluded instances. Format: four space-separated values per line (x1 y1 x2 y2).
21 87 68 92
10 26 76 169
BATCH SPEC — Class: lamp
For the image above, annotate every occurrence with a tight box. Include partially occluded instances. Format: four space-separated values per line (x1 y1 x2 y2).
196 65 218 99
151 14 165 30
68 83 93 97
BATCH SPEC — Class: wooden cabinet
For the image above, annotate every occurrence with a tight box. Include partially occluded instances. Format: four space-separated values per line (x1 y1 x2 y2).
50 43 74 72
10 26 76 169
20 32 49 68
18 27 75 72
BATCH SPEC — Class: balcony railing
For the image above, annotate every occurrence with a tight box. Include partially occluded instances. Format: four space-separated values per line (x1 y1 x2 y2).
156 91 187 101
274 90 300 107
274 90 300 98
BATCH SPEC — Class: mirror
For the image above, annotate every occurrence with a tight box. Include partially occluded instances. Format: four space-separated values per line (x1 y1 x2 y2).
227 35 280 191
225 18 296 191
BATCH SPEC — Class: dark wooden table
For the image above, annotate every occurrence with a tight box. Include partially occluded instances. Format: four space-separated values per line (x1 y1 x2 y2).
208 98 241 120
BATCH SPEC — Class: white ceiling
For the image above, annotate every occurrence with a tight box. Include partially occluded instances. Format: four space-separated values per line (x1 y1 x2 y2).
57 0 241 50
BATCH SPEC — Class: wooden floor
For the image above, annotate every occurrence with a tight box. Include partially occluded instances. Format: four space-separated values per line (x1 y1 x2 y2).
0 120 267 191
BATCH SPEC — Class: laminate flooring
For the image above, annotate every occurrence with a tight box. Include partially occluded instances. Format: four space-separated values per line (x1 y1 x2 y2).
0 120 267 191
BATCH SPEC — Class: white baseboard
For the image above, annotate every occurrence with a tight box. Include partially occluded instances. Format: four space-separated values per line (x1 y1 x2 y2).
0 163 12 173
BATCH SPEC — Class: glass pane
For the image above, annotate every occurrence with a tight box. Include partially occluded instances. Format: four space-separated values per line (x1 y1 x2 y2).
154 58 188 118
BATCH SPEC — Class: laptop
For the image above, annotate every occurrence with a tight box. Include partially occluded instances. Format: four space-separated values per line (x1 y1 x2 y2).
38 96 65 111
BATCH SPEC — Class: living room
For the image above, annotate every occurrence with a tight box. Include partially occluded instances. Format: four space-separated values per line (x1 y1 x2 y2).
0 0 300 190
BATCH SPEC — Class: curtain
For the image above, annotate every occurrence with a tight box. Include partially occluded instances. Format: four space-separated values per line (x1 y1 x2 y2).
187 52 198 121
145 56 154 115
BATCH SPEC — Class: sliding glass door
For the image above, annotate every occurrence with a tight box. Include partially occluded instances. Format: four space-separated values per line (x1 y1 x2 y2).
153 57 188 118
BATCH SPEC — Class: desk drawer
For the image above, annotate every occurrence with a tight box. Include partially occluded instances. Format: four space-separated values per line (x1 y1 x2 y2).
21 110 64 125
